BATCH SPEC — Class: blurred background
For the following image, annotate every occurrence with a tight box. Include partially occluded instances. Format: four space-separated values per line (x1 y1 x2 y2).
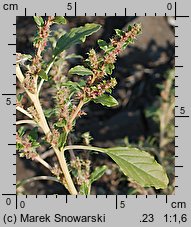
16 16 175 195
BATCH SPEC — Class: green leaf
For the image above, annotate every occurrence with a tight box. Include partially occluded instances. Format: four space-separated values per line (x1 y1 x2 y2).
31 141 40 148
115 29 125 37
122 42 129 50
58 132 67 149
71 168 78 178
105 63 115 75
65 54 83 60
33 37 43 46
122 36 135 50
19 152 25 158
33 16 44 27
44 108 56 118
16 54 32 63
28 127 38 142
39 70 48 81
53 16 67 25
61 81 80 88
69 65 93 76
28 127 40 148
17 92 25 102
16 143 24 151
128 25 132 31
64 145 169 189
78 80 86 87
60 81 82 96
60 80 86 99
18 126 26 137
93 94 118 107
90 165 107 184
145 106 160 122
54 121 66 128
53 23 101 57
105 147 169 189
97 39 108 51
105 45 115 54
79 182 90 195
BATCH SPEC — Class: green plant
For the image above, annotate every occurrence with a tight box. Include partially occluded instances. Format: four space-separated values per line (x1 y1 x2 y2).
144 69 175 150
16 16 169 195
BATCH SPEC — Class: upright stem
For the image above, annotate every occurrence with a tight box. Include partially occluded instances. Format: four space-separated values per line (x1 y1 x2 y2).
53 147 77 195
16 64 77 195
32 95 50 135
33 96 77 194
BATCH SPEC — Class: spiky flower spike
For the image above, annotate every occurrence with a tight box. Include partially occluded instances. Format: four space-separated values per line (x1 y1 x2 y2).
70 23 142 104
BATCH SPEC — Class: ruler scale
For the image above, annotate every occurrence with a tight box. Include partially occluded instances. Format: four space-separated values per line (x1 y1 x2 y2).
0 0 190 226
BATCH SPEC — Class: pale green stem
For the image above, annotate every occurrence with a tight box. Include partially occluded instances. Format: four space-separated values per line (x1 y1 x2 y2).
16 106 33 119
63 145 106 153
16 176 60 189
16 120 37 125
35 155 53 171
67 99 84 131
53 146 78 195
16 63 78 195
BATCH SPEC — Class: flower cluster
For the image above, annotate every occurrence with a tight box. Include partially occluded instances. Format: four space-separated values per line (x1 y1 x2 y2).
23 73 36 93
21 17 55 94
33 16 54 59
61 24 141 130
79 23 142 101
46 128 61 147
105 23 142 65
88 49 101 83
56 88 70 123
84 78 117 99
87 23 141 86
51 165 62 177
70 157 91 186
16 133 38 160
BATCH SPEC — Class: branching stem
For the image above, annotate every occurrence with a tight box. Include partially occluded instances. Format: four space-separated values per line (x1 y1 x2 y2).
63 145 106 153
35 155 53 171
16 63 77 195
16 120 37 125
68 99 84 131
16 176 60 189
16 106 33 119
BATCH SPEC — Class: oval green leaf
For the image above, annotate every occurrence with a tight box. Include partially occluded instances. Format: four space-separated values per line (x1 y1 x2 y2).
97 39 108 51
53 16 67 25
65 54 83 60
58 132 67 149
33 16 44 27
90 165 107 184
79 182 90 195
53 23 101 57
63 145 169 189
105 147 169 189
39 70 48 81
69 65 93 76
93 94 118 107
